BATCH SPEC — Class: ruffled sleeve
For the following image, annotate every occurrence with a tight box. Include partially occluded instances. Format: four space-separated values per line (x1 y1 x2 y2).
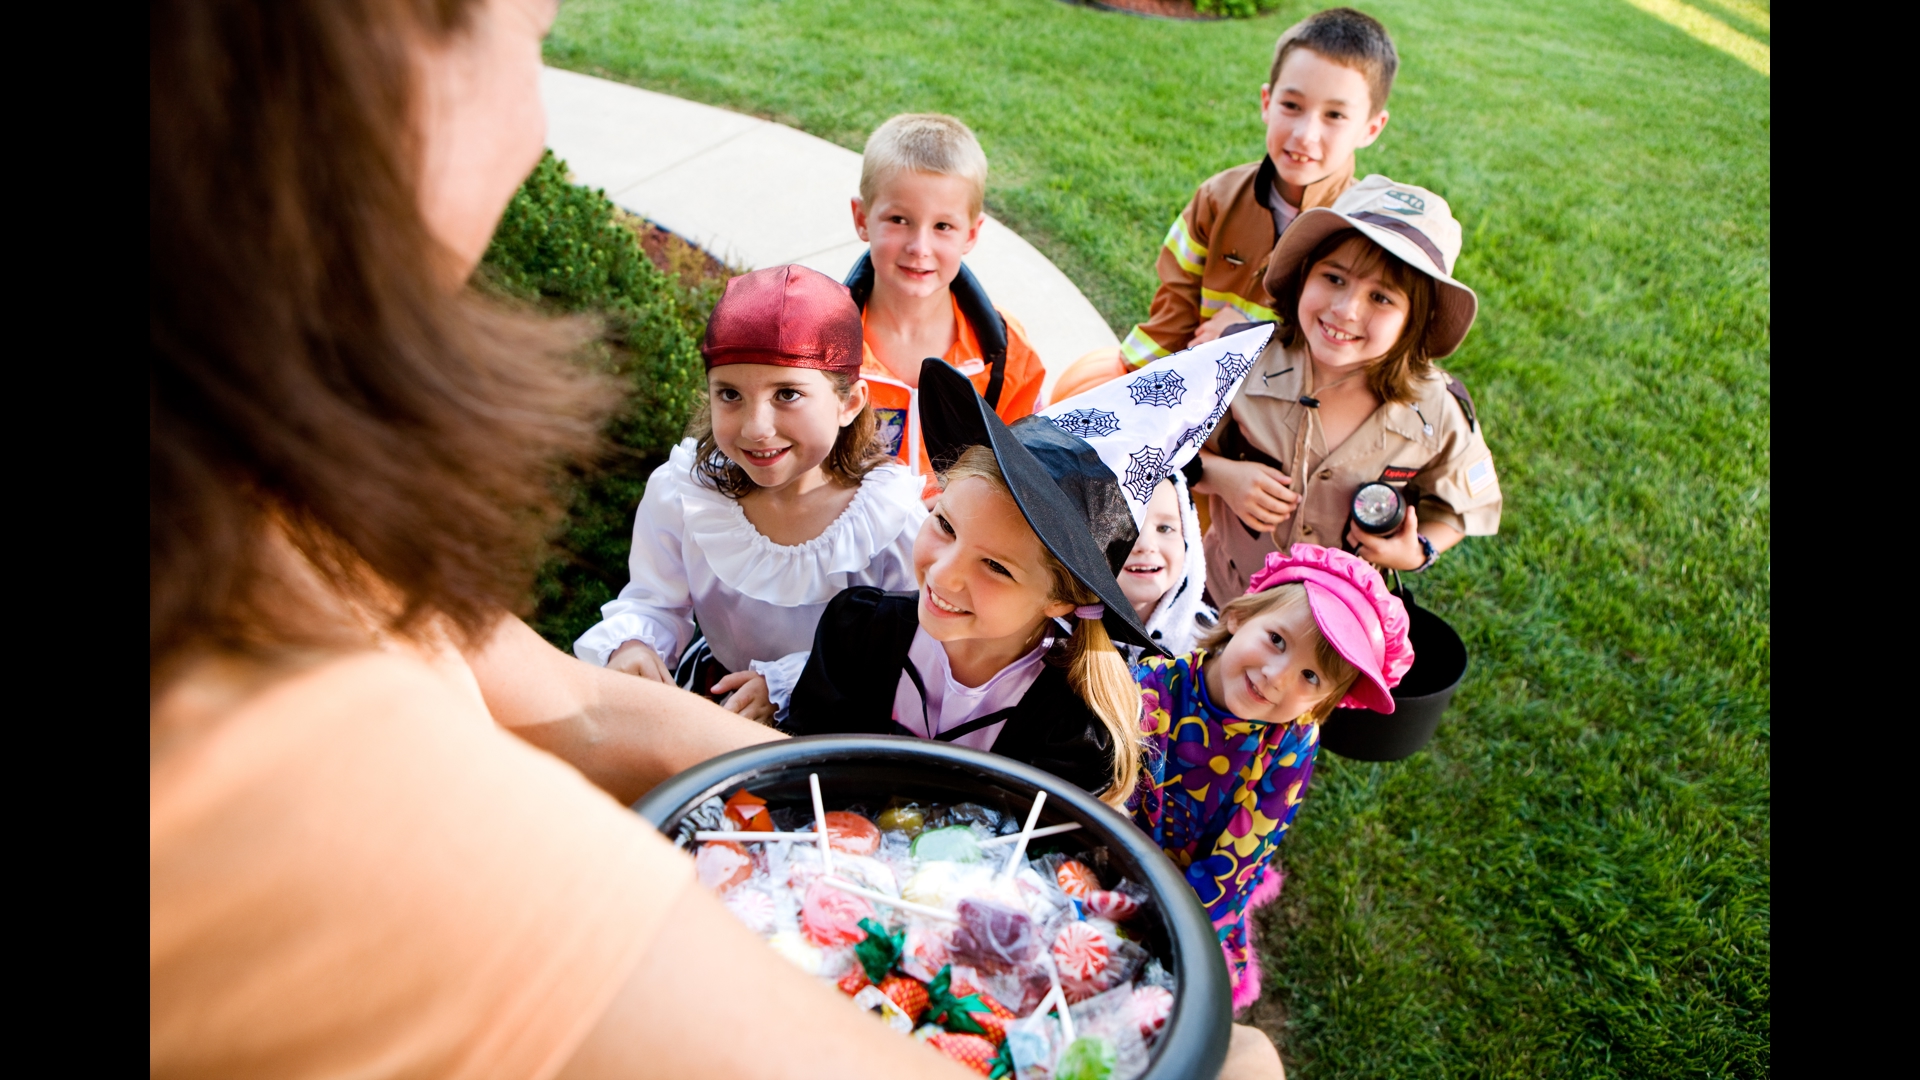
572 442 701 667
747 650 809 726
680 460 927 607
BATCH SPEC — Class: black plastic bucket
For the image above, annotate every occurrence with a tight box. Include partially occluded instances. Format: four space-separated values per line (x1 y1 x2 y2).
632 734 1232 1080
1319 590 1468 762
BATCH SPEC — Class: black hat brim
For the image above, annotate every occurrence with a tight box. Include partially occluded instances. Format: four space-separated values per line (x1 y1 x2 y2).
918 359 1162 655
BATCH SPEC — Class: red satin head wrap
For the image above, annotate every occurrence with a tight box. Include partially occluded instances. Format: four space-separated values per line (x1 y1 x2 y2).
700 264 863 374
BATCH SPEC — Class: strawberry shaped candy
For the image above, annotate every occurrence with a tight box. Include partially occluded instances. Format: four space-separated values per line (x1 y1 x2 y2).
880 975 930 1025
854 918 904 984
928 1032 998 1077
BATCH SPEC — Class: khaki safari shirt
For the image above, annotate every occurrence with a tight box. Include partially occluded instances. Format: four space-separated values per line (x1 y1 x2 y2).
1202 338 1502 601
1119 157 1354 369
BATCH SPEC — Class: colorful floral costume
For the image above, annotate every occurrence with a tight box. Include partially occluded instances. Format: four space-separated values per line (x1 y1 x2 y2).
1126 650 1319 1010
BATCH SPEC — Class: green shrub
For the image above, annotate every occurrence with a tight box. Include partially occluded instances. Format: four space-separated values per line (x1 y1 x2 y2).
479 151 708 650
1191 0 1285 19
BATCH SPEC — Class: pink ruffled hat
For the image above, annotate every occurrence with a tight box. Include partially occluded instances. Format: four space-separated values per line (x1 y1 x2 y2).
1246 545 1414 713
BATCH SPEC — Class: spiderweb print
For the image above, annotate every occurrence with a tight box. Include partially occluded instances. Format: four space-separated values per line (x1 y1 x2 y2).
1047 408 1122 439
1127 370 1187 408
1215 350 1253 405
1123 445 1169 506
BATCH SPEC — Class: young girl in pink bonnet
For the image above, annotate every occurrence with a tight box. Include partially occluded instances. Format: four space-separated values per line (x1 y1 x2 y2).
1127 543 1413 1010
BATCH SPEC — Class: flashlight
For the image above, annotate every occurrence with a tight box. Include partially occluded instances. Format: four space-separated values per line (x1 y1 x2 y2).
1349 481 1407 536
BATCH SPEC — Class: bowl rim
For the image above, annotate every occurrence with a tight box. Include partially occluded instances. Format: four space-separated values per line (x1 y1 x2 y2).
632 733 1231 1080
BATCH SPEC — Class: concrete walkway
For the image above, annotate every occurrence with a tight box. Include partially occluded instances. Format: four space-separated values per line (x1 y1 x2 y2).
540 67 1118 400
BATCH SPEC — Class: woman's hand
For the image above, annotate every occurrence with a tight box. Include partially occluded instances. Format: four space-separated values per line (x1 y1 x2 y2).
608 640 672 683
1197 450 1299 532
711 671 775 726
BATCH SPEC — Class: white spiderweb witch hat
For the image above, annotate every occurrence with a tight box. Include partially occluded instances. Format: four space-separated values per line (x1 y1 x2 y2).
1040 323 1274 526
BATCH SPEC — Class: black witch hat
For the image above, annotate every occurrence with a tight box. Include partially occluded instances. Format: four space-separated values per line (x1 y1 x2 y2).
917 358 1161 654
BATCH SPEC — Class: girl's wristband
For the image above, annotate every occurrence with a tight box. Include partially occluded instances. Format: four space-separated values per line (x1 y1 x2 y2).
1412 533 1438 572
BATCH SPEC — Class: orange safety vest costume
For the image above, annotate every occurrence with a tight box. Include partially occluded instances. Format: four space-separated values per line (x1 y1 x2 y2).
846 253 1045 487
1118 157 1354 370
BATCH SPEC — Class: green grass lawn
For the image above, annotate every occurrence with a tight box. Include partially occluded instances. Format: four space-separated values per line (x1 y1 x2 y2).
544 1 1770 1075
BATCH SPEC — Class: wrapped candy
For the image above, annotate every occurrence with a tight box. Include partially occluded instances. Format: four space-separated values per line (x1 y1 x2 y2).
898 918 954 983
837 968 871 996
1055 1035 1116 1080
1055 859 1099 899
695 841 753 894
1082 888 1142 923
1008 1014 1063 1080
929 802 1011 836
1128 985 1173 1040
910 825 983 864
928 1032 1000 1077
852 984 915 1035
722 884 777 934
724 789 774 832
824 810 880 855
904 861 990 909
801 879 874 947
877 802 927 836
880 974 930 1024
951 898 1039 972
1050 921 1110 981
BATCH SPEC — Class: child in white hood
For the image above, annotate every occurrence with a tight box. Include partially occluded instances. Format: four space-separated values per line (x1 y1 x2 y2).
1115 474 1216 661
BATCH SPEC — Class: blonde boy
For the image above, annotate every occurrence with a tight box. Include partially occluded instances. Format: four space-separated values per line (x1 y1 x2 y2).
845 113 1045 485
1053 7 1397 400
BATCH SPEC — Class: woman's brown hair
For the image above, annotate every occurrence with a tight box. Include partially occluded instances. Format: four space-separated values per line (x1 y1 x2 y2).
688 373 888 499
1270 228 1440 404
151 0 613 687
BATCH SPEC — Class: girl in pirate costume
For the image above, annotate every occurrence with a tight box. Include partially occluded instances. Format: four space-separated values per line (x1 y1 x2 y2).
786 326 1274 805
574 266 926 724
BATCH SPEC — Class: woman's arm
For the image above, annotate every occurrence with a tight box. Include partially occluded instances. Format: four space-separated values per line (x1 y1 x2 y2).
468 615 783 805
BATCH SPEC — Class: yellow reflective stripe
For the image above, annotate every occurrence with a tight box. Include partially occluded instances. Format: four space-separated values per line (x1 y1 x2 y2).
1162 215 1206 276
1199 288 1278 324
1120 327 1173 370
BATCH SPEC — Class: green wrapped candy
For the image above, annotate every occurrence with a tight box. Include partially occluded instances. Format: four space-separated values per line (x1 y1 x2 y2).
1055 1036 1115 1080
909 825 981 864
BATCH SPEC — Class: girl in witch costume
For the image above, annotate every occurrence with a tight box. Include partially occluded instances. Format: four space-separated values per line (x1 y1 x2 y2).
786 325 1275 806
1128 544 1412 1011
1114 474 1214 662
574 266 926 723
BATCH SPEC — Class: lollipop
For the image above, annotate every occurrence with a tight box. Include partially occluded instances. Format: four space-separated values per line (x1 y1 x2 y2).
824 810 881 855
695 841 753 893
801 878 874 947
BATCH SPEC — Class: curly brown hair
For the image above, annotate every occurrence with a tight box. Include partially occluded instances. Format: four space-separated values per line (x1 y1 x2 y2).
151 0 614 690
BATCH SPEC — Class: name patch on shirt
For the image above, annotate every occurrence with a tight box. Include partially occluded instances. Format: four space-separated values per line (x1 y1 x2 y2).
874 407 908 460
1466 456 1496 496
1380 465 1420 482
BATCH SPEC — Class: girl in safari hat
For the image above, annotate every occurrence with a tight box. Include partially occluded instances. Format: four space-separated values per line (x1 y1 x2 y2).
1192 175 1503 599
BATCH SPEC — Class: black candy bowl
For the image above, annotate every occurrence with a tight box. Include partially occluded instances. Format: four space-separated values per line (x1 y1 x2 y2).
632 734 1232 1080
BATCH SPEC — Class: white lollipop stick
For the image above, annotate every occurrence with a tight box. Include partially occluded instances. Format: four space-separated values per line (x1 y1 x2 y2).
1035 954 1076 1044
980 822 1082 847
809 772 832 871
693 831 818 842
1001 789 1048 879
818 876 959 922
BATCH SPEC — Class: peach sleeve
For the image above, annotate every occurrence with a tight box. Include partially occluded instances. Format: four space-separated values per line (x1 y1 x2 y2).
150 652 694 1080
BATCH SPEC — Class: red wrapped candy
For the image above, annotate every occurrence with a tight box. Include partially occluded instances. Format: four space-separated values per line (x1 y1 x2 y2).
880 975 930 1024
1050 921 1110 981
836 969 871 996
928 1032 998 1076
1055 859 1099 899
1083 888 1140 922
965 993 1017 1047
823 810 881 855
724 789 773 832
1131 985 1174 1038
695 841 753 893
801 879 875 947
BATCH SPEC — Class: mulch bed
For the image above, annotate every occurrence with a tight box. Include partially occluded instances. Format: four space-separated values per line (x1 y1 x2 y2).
1068 0 1220 20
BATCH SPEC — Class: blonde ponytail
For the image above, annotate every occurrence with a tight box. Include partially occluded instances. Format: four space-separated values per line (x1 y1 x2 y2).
941 446 1147 807
1058 587 1145 809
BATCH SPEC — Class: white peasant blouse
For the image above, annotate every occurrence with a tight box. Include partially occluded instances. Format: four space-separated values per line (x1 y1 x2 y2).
574 440 926 707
